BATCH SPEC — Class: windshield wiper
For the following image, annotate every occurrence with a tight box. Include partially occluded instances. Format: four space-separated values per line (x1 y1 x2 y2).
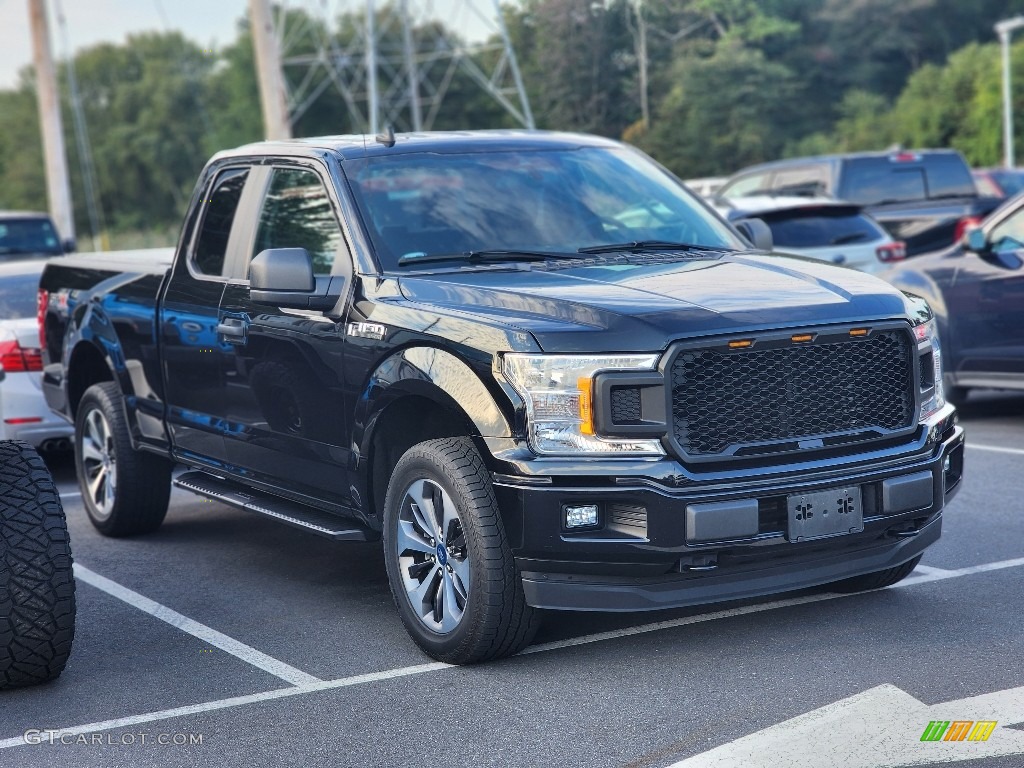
577 240 731 254
397 249 582 266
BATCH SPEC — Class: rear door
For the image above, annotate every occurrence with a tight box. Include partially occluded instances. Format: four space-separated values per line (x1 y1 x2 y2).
160 165 253 466
218 160 356 504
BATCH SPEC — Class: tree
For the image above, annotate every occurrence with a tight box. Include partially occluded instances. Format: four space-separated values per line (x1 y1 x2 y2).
636 41 799 177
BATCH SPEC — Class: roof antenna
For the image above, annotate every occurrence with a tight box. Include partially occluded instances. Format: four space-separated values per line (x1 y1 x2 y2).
376 124 396 148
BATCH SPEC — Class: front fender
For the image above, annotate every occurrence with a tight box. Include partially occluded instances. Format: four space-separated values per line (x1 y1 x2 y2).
354 346 511 456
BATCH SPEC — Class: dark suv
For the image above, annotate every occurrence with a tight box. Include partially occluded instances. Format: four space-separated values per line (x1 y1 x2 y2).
717 150 999 256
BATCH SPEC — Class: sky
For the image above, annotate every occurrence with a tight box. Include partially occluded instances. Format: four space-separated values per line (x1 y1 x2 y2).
0 0 494 90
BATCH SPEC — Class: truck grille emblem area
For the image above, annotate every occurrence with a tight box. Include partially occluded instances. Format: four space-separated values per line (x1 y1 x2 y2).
670 330 915 459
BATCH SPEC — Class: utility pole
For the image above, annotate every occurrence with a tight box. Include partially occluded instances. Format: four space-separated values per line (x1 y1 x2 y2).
366 0 380 135
633 0 649 130
400 0 422 132
249 0 292 140
28 0 75 242
997 17 1024 168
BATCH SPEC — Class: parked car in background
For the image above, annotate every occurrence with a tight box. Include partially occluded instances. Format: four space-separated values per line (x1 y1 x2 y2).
0 259 73 450
683 176 726 200
717 196 904 274
716 150 1000 256
882 191 1024 403
0 211 73 261
972 167 1024 199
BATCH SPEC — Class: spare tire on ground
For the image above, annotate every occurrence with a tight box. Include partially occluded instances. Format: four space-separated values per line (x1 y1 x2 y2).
0 440 76 689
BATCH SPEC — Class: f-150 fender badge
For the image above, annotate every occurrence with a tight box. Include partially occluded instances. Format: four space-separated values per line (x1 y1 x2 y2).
347 322 387 340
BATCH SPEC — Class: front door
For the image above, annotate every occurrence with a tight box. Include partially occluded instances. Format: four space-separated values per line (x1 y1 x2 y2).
218 162 355 505
950 208 1024 380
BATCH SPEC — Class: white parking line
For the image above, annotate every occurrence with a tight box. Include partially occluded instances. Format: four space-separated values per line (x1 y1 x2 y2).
7 554 1021 751
968 443 1024 456
910 564 956 578
74 564 321 686
0 662 449 750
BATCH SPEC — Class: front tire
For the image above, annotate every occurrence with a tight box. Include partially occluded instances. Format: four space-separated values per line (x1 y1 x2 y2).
382 437 539 664
827 555 922 593
75 383 173 536
0 441 76 688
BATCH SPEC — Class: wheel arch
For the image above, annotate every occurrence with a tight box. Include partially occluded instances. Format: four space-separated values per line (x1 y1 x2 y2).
355 346 512 520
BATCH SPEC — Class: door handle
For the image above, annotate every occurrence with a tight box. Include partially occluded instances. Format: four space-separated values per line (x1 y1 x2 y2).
216 316 248 341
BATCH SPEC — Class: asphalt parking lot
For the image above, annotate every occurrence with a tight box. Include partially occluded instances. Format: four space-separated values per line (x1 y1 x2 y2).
2 393 1023 768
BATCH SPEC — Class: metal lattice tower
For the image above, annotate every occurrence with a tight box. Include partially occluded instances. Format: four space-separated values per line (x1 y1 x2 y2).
271 0 534 135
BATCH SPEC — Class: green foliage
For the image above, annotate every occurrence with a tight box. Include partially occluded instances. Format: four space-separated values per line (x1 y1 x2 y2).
637 42 798 177
7 0 1024 242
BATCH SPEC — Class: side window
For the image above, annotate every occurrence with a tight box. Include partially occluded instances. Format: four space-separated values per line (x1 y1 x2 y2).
253 167 344 275
988 209 1024 254
193 168 249 277
772 166 826 197
720 172 770 199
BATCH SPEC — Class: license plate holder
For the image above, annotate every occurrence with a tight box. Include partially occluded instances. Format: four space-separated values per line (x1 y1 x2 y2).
787 486 864 542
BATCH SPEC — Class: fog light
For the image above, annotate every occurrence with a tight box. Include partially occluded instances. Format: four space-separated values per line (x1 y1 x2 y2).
563 504 600 529
943 456 951 472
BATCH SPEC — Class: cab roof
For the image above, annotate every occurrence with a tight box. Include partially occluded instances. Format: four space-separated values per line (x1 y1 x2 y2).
216 130 622 162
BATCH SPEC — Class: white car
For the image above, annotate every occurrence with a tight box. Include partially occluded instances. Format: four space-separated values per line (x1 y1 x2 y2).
683 176 727 200
717 196 906 275
0 259 72 450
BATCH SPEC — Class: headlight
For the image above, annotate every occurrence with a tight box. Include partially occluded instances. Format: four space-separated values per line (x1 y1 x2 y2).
916 318 945 421
502 354 665 456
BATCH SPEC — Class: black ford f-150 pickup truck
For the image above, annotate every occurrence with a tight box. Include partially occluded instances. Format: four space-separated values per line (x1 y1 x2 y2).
39 131 964 664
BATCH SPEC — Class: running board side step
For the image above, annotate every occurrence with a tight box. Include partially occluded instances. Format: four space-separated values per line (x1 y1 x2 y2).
174 471 377 541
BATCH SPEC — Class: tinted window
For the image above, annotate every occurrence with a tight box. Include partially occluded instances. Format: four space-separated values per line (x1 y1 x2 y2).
988 207 1024 254
771 166 827 197
346 147 741 270
841 158 926 205
0 218 62 257
720 172 771 199
253 167 344 275
193 168 249 276
923 154 975 198
0 273 42 318
758 209 886 248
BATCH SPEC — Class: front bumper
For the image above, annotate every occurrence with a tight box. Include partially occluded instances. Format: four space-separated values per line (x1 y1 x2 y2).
492 407 964 612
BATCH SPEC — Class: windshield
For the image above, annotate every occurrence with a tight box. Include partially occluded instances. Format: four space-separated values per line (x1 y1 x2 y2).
0 218 62 257
344 146 742 270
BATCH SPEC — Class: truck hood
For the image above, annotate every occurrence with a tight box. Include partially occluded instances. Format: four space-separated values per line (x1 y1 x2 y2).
397 253 923 352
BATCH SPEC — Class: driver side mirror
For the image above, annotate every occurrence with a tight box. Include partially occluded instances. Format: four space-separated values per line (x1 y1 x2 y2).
735 218 774 252
964 226 1024 270
250 248 345 310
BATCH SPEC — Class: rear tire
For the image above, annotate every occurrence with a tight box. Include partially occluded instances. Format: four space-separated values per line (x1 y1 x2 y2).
383 437 539 664
827 555 922 593
75 383 173 537
0 440 76 689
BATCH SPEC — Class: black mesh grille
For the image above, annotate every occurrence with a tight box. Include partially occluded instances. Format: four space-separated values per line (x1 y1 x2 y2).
610 387 642 423
670 331 915 458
